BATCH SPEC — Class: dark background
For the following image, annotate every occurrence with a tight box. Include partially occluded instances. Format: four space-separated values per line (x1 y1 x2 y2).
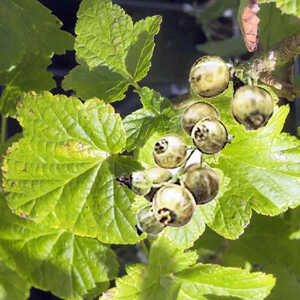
5 0 297 299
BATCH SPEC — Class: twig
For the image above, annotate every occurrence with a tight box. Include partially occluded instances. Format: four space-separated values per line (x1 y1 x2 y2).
237 34 300 81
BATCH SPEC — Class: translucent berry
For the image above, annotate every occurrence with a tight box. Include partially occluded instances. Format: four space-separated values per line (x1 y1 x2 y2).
146 167 172 185
189 56 230 98
153 135 187 169
191 118 228 154
153 184 196 227
131 171 152 196
181 164 219 204
232 85 274 130
182 101 220 135
137 205 165 235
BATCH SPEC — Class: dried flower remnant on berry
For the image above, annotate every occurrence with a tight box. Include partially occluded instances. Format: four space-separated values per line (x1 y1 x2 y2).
192 118 228 154
153 184 196 227
153 135 187 169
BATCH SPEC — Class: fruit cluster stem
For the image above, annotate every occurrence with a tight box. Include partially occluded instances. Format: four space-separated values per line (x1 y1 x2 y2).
236 33 300 101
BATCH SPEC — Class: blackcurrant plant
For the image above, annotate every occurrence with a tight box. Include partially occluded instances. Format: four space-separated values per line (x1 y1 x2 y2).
0 0 300 299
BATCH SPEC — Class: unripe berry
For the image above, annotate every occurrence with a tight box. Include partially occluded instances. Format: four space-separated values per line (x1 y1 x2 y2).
189 56 230 98
137 205 165 235
146 167 172 185
153 184 196 227
131 171 152 196
232 85 274 130
153 135 187 169
191 118 228 154
182 102 220 135
181 164 219 204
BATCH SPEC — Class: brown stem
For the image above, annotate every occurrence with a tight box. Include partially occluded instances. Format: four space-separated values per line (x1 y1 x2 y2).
237 34 300 80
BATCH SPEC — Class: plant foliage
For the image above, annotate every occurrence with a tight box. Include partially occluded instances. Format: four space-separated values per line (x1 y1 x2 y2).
0 0 299 299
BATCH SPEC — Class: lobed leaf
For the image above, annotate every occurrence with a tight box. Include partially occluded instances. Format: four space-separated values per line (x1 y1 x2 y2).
67 0 161 102
2 92 143 244
113 236 275 300
0 196 118 299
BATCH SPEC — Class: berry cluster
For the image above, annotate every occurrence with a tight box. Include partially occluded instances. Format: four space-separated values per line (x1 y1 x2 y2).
132 56 275 236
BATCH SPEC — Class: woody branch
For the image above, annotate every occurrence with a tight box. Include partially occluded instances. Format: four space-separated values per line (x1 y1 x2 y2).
237 33 300 101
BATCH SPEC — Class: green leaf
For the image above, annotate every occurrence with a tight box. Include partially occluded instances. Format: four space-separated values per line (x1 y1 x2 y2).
83 281 110 300
114 236 196 300
75 0 133 74
69 0 161 101
198 168 252 240
0 0 72 72
289 229 300 240
0 87 22 118
0 197 118 299
114 264 181 300
2 91 143 244
258 3 300 50
162 206 206 249
123 88 175 151
149 237 198 276
0 260 30 300
114 236 275 300
0 132 23 193
62 61 130 102
0 53 56 117
176 264 275 300
217 211 300 300
258 0 300 17
123 109 157 151
0 0 73 116
126 16 162 82
197 37 247 58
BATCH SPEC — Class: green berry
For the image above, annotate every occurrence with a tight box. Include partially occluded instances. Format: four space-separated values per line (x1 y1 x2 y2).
146 167 172 185
232 85 274 130
136 205 165 235
189 56 230 98
182 101 220 135
191 118 228 154
153 184 196 227
181 164 219 204
131 171 152 196
153 135 187 169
